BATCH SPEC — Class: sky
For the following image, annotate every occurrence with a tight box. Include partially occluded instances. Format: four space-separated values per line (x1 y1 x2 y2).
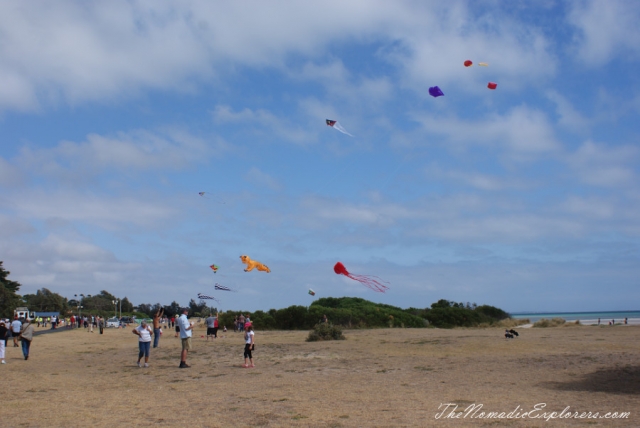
1 1 639 313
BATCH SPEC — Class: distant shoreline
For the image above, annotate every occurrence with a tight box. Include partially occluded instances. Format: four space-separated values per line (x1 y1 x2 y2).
510 310 640 324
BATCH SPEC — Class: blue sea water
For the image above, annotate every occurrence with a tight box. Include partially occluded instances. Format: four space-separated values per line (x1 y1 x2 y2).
509 310 640 324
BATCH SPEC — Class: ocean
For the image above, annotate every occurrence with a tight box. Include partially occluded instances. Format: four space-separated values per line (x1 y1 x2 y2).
509 310 640 325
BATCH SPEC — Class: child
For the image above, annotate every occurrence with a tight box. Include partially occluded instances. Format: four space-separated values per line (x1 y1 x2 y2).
242 323 255 368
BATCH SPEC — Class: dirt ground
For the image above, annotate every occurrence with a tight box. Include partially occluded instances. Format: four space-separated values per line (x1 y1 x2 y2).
1 324 639 427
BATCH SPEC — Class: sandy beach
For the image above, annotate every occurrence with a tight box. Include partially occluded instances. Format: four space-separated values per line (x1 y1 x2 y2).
1 324 639 427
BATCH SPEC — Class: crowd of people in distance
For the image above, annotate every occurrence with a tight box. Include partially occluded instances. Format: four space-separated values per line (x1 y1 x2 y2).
1 308 258 370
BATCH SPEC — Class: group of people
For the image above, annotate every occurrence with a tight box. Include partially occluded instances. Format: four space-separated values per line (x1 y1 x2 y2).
1 308 257 369
0 316 36 363
133 307 196 368
132 309 255 369
233 313 251 332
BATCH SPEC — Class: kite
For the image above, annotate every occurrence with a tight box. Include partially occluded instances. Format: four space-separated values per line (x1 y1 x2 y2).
197 293 220 304
428 86 444 98
308 289 316 296
198 192 225 203
240 255 271 273
326 119 353 137
464 60 473 67
478 62 488 66
215 283 236 292
209 264 219 273
487 82 497 90
333 262 389 293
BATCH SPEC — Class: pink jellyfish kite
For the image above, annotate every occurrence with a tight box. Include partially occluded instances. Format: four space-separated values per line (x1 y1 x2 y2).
333 262 389 293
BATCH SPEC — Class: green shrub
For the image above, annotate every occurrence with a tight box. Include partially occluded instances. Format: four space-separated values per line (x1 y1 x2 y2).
306 323 345 342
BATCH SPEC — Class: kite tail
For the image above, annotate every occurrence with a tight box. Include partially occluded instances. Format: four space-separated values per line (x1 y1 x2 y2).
348 274 390 293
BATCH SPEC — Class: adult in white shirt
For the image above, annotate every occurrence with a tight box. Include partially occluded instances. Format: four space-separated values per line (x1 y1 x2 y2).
11 317 22 347
178 308 194 368
132 320 153 368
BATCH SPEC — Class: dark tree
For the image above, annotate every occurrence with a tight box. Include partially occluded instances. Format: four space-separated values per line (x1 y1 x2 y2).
22 288 69 314
0 261 23 318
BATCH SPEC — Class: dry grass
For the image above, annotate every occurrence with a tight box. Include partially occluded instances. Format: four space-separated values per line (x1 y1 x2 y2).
533 317 567 328
1 324 639 427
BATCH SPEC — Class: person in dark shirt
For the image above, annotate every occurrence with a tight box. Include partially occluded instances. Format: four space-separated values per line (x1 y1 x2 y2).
0 321 8 364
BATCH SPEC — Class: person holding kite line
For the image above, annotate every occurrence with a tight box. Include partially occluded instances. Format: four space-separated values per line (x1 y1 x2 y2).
153 307 164 348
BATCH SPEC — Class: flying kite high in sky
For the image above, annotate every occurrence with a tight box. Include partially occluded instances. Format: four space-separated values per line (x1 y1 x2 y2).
240 255 271 273
333 262 389 293
464 60 473 67
209 264 219 273
308 289 316 296
198 192 225 203
429 86 444 97
214 283 236 292
326 119 353 137
478 62 488 66
197 293 220 303
487 82 497 90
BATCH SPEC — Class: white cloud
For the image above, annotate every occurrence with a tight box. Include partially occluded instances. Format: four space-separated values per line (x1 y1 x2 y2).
15 128 218 181
413 105 559 154
0 156 24 186
0 1 557 112
568 0 640 65
245 167 281 191
568 140 638 187
546 90 589 131
424 165 532 191
212 105 314 145
12 190 176 229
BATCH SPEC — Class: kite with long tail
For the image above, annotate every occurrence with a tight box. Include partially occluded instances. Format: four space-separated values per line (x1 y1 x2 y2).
198 293 221 304
326 119 353 137
333 262 389 293
214 283 236 292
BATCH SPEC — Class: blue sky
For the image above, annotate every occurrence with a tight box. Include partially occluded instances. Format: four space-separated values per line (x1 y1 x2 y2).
1 1 639 313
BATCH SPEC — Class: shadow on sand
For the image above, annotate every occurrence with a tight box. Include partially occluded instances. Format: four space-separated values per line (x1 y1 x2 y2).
542 365 640 395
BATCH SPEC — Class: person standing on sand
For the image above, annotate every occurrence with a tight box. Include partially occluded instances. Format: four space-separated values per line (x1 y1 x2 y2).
238 313 245 332
205 313 216 341
0 321 8 364
133 320 153 368
153 307 164 348
11 316 21 348
19 319 35 360
178 308 194 368
99 317 104 334
242 323 255 368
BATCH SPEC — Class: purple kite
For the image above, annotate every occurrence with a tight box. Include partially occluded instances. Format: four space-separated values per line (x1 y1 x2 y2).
429 86 444 98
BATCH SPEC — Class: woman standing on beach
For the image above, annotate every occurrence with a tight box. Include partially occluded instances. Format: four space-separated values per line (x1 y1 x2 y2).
242 323 255 368
133 320 153 368
19 319 35 360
